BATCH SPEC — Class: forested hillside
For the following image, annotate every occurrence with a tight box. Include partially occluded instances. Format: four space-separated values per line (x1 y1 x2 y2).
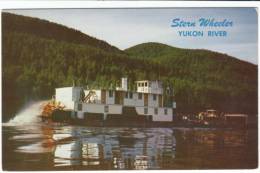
126 42 257 115
2 12 257 121
2 12 122 54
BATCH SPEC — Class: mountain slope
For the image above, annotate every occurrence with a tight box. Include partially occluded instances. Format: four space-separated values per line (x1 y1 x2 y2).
125 42 257 87
125 42 255 67
2 12 123 54
126 42 257 113
2 12 257 121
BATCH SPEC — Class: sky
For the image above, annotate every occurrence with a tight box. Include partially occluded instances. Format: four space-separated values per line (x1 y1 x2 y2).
5 8 258 64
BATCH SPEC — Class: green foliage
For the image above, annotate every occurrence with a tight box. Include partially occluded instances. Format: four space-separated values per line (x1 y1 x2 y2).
125 42 257 114
2 13 258 120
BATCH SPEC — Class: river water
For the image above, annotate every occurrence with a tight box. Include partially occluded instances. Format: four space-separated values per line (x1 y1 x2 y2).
2 102 258 170
2 123 258 170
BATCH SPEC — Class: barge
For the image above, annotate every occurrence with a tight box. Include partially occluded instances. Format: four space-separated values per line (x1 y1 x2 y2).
42 78 176 126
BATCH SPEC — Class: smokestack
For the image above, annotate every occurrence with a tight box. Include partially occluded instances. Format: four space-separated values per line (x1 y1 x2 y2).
121 77 128 91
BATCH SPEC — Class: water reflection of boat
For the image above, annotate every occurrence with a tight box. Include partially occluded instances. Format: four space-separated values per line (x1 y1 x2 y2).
5 123 256 170
134 155 149 170
178 129 247 148
55 141 81 166
112 157 125 169
12 124 177 169
52 127 176 169
223 131 247 147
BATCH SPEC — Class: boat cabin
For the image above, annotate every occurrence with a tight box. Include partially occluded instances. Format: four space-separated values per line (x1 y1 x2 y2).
136 80 163 95
54 78 176 122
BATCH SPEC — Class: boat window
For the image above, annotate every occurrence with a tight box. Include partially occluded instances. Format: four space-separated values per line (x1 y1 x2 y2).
78 103 82 111
154 108 158 115
145 82 147 87
144 108 148 114
129 92 133 99
164 109 168 115
109 90 113 97
142 83 144 87
125 92 128 98
138 93 142 99
153 94 157 101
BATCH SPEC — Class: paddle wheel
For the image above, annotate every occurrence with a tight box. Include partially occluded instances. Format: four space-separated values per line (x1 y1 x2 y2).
41 98 65 118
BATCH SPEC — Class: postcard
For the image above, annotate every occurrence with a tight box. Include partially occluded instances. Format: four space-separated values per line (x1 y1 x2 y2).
1 8 258 170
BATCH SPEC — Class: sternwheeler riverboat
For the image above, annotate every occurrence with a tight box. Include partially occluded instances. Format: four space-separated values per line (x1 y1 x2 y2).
41 78 176 126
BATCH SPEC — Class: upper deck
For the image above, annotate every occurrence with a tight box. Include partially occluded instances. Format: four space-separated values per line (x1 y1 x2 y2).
136 80 163 95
